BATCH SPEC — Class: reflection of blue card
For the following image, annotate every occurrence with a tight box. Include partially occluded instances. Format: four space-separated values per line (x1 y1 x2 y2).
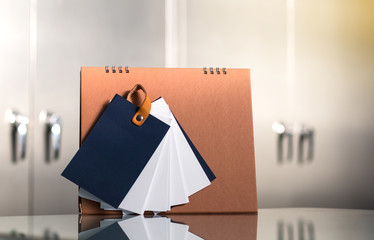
81 216 203 240
86 223 129 240
62 94 170 208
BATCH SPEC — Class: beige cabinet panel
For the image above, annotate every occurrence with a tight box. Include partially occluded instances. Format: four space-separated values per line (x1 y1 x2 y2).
0 0 30 216
184 0 374 208
33 0 165 214
184 0 289 208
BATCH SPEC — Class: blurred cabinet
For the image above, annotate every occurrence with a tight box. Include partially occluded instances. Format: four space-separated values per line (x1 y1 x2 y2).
181 0 374 208
180 0 290 207
33 0 165 215
259 0 374 209
290 0 374 209
0 0 30 216
0 0 165 215
1 0 373 215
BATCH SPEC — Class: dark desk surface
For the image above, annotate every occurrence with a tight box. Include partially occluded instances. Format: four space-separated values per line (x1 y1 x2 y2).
0 208 373 239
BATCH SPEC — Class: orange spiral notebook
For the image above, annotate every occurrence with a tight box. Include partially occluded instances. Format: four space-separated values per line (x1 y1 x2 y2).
79 67 257 214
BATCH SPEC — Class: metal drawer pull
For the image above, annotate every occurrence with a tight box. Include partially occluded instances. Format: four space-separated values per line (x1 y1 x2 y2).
5 109 29 163
40 111 62 162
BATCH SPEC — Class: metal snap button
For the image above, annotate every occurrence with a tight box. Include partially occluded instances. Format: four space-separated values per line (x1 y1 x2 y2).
136 114 143 121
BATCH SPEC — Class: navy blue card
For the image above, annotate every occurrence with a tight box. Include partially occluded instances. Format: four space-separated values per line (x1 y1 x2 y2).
62 94 170 208
174 115 216 182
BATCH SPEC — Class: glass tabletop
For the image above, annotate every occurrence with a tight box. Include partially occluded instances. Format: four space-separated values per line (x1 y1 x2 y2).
0 208 373 239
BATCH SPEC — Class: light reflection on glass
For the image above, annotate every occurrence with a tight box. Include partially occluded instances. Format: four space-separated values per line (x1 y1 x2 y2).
79 215 202 240
79 214 258 240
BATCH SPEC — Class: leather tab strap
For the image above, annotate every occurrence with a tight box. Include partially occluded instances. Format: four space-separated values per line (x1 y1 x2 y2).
125 84 151 126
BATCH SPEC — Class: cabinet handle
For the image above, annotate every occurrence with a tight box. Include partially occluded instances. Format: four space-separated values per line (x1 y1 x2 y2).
298 126 314 163
5 109 29 163
273 122 293 163
41 111 61 162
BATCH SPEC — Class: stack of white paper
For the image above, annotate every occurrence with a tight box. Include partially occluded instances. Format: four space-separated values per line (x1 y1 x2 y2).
78 98 214 214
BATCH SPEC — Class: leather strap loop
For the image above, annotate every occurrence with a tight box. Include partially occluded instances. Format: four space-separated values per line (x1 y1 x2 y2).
124 84 151 126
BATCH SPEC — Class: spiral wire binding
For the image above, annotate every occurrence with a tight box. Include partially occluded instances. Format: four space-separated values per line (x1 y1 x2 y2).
203 67 227 74
105 66 226 74
105 66 130 73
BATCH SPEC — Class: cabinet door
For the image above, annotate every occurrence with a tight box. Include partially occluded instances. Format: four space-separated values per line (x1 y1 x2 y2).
292 0 374 208
258 0 374 209
184 0 374 208
0 1 30 216
182 0 289 207
33 0 165 214
256 0 374 209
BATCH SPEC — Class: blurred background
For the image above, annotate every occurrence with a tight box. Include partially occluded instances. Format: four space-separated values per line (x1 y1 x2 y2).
0 0 373 216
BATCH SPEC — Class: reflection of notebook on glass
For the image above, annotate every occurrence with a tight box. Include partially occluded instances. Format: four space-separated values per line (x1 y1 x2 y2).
79 216 203 240
80 67 257 214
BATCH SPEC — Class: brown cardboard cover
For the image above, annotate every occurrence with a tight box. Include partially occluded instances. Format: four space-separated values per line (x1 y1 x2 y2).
80 67 257 214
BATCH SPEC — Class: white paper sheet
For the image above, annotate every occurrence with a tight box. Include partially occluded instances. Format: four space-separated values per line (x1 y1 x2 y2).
79 97 211 214
118 216 150 240
143 130 171 212
118 127 170 214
